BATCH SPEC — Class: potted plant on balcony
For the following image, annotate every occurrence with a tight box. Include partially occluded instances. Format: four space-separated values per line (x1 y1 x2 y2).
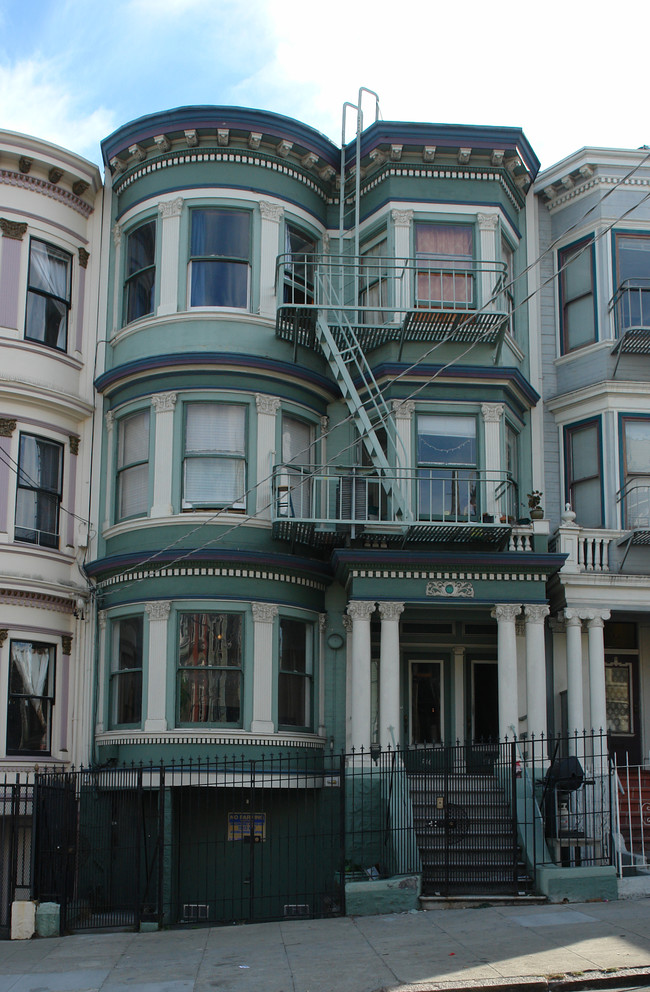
527 490 544 520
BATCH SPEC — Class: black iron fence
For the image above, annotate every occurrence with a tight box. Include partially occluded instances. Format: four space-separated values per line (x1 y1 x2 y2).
0 734 615 934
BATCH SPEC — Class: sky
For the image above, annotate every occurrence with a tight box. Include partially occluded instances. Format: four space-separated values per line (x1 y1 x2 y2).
0 0 648 175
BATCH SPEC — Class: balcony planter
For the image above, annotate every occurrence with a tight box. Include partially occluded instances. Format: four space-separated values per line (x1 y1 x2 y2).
530 508 544 520
482 513 494 523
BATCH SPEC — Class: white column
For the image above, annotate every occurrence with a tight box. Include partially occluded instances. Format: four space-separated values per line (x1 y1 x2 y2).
481 402 504 519
259 202 284 318
255 395 280 517
318 613 327 737
112 223 122 335
391 209 413 310
150 392 177 517
564 610 585 736
477 212 499 311
378 602 404 749
103 411 115 531
587 611 610 734
347 601 375 752
144 602 171 731
492 604 521 741
524 604 550 741
157 198 184 316
251 603 277 733
452 645 465 744
392 400 414 509
96 611 107 734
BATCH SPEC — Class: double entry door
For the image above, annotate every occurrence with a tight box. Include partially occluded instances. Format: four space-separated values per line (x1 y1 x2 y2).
408 657 498 746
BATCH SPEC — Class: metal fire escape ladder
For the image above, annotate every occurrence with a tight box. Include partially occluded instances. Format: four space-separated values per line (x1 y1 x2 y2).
315 306 411 525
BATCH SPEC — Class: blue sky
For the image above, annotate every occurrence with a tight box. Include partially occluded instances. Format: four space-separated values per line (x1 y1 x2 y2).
1 0 647 173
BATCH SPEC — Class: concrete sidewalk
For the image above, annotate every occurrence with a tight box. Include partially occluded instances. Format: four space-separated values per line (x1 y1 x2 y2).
1 899 650 992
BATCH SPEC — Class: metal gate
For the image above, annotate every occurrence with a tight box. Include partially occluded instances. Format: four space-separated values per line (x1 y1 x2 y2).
405 740 523 896
0 780 33 936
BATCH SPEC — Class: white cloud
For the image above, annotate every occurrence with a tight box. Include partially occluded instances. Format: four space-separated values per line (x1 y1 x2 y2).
0 58 114 164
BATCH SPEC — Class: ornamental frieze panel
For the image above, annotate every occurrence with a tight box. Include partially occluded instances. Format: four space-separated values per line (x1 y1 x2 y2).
426 580 474 599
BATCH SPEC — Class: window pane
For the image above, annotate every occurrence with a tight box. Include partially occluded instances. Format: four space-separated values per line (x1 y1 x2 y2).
16 436 62 547
179 613 242 668
184 457 245 505
112 618 142 725
618 235 650 282
178 669 241 723
185 404 245 454
126 221 155 276
417 416 476 466
280 618 306 672
572 477 601 528
119 464 149 519
119 410 149 467
565 296 595 349
191 210 250 259
178 613 242 724
278 672 307 726
29 241 70 299
571 425 599 481
563 248 592 299
26 241 70 351
190 260 248 308
625 421 650 474
7 641 54 754
25 293 68 349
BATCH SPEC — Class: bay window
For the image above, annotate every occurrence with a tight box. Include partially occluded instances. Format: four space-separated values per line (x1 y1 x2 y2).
621 417 650 528
415 224 473 308
177 612 242 725
559 237 596 353
189 208 250 308
278 618 312 729
183 403 246 510
15 434 63 548
124 220 156 323
110 617 143 727
116 409 150 521
417 414 477 521
565 419 602 528
7 640 55 754
25 239 71 351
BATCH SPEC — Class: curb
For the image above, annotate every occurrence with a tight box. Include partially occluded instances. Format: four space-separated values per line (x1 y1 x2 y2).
379 967 650 992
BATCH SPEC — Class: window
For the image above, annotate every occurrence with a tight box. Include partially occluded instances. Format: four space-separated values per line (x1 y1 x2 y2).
615 234 650 331
280 415 313 518
283 224 316 304
415 224 473 308
189 209 250 308
7 640 55 754
565 420 602 527
177 613 242 725
116 410 150 521
417 414 477 521
15 434 63 548
502 237 514 336
110 618 143 727
559 237 596 352
621 418 650 528
183 403 246 510
124 220 155 323
25 239 71 351
359 235 388 323
278 618 311 728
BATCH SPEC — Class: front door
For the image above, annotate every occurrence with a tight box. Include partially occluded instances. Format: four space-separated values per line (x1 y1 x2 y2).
409 661 443 744
471 659 499 742
606 655 641 765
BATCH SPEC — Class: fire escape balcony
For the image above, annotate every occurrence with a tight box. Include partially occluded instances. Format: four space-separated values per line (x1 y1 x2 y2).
271 465 517 548
276 253 511 357
610 280 650 373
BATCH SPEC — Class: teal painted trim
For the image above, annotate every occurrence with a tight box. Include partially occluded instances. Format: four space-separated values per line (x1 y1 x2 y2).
563 416 604 527
371 362 539 410
558 235 598 355
617 412 650 529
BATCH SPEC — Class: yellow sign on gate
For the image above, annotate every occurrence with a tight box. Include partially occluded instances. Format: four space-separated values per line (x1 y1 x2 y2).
228 812 267 842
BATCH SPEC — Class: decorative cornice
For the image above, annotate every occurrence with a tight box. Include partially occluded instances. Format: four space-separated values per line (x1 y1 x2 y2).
251 602 278 623
48 168 64 185
96 730 325 749
96 561 327 593
0 589 75 613
0 218 27 240
427 580 474 599
151 392 177 413
146 601 171 621
18 157 32 174
542 173 650 212
346 601 376 621
0 418 16 437
391 208 414 228
377 602 405 621
158 197 184 219
365 164 522 211
78 247 89 269
481 402 505 423
68 436 79 456
255 393 281 415
0 171 93 218
61 635 73 655
492 604 522 623
259 201 284 222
